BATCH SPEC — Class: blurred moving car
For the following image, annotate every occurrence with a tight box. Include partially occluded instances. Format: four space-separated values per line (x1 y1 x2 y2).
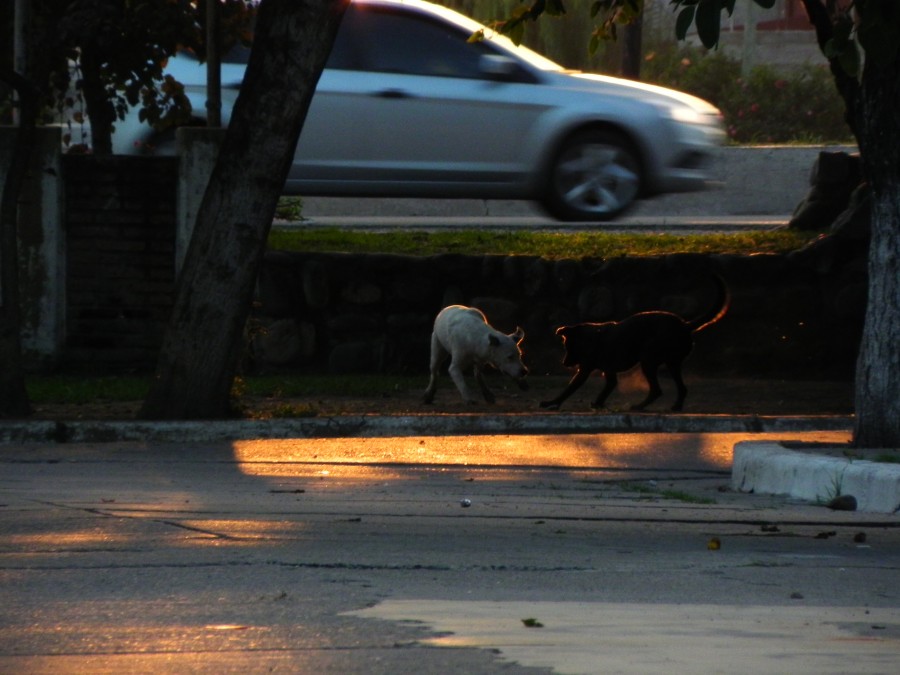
114 0 725 221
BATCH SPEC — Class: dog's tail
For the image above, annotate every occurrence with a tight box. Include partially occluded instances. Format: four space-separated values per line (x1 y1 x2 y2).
688 275 730 333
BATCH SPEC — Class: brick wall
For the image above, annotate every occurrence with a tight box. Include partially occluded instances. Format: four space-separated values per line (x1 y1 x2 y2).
63 155 177 370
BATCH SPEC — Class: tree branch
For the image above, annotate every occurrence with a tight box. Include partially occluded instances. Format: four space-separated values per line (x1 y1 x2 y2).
799 0 860 142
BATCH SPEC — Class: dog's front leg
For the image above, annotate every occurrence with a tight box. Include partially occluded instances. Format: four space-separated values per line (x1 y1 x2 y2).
631 362 663 411
448 361 479 404
591 372 618 409
473 365 496 404
540 368 591 410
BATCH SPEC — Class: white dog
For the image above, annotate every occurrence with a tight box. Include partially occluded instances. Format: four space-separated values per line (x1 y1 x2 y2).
423 305 528 404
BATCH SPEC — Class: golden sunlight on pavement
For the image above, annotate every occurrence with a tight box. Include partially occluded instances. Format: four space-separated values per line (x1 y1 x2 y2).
231 432 851 478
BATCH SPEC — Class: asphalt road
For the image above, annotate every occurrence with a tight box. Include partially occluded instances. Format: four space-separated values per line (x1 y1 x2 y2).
3 431 898 675
293 145 856 230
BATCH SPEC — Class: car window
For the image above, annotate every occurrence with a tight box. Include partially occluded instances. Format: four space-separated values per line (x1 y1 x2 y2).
327 5 494 79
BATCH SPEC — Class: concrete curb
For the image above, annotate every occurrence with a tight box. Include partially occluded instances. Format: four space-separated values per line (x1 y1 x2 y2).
0 413 852 445
732 441 900 514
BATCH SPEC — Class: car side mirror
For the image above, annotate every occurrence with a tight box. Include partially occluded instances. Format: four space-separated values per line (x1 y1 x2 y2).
478 54 519 81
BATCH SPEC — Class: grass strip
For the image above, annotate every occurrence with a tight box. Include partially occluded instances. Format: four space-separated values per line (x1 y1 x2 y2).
268 227 818 259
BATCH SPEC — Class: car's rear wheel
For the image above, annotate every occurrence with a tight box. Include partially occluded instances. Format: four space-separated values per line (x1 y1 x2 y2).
541 130 642 221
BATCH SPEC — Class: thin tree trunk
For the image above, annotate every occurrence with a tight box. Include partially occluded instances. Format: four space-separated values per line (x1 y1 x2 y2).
0 70 38 417
621 18 642 80
140 0 348 420
78 47 115 155
799 1 861 144
853 47 900 448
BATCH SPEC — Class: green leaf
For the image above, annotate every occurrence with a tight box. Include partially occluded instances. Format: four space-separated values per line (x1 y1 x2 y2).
508 19 526 45
695 0 722 49
675 5 696 41
511 4 532 20
545 0 567 17
830 13 853 49
837 40 861 78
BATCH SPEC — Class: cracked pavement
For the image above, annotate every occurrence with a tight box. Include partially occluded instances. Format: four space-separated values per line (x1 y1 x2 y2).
1 432 898 674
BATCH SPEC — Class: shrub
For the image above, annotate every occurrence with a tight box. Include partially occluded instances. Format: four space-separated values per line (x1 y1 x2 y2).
642 44 853 144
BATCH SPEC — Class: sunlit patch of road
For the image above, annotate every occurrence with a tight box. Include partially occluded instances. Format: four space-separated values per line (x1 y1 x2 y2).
232 431 850 479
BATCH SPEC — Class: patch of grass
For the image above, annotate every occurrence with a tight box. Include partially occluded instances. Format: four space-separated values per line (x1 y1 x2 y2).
237 374 421 398
268 227 819 259
620 482 716 505
254 402 320 419
26 376 149 404
24 374 422 407
659 489 716 505
621 482 656 496
275 197 304 221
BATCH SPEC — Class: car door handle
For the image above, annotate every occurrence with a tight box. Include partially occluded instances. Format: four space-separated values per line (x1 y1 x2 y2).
372 88 414 100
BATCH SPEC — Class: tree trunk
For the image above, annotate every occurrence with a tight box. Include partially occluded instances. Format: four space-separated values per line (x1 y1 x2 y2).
139 0 349 420
0 70 38 417
78 47 115 155
621 18 642 80
853 48 900 448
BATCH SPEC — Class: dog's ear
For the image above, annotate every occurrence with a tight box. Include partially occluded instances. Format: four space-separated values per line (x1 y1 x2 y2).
511 326 525 344
555 326 570 337
489 334 500 346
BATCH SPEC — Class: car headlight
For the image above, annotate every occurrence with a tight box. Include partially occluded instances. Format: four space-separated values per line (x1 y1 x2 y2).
667 105 707 125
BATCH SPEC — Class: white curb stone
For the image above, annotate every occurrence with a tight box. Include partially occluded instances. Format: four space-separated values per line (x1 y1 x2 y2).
732 441 900 513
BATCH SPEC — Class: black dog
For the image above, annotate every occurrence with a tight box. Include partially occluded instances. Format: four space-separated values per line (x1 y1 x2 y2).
540 277 730 412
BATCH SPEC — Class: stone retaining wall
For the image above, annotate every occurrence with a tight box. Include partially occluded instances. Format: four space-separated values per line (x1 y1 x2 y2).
252 237 866 380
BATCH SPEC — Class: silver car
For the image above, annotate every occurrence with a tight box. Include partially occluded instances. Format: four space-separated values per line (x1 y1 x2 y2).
116 0 725 221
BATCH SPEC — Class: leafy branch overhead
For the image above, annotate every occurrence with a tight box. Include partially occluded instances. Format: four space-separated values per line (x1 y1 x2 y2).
672 1 776 50
487 0 900 74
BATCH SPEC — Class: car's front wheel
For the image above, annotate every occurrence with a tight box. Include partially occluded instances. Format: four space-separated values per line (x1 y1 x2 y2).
541 130 642 221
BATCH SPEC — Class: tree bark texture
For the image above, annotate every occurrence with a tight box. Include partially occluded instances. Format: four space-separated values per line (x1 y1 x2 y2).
140 0 349 419
0 70 37 417
853 48 900 448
